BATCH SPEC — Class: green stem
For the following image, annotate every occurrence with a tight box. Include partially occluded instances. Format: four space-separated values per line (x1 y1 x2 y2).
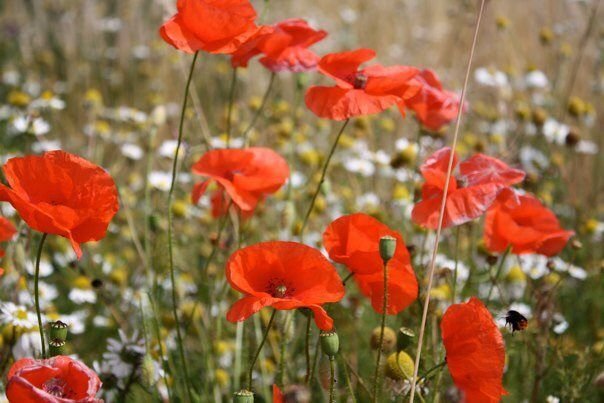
248 309 277 391
202 203 232 272
451 226 461 304
304 314 312 384
342 272 354 285
486 246 511 302
329 357 336 403
339 353 357 403
299 119 350 240
241 72 276 147
167 51 199 403
34 233 48 358
372 261 389 402
225 67 238 148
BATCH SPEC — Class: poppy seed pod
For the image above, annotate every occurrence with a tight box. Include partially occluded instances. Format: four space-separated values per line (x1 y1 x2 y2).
320 330 339 358
379 235 397 263
396 327 416 351
48 338 66 357
49 320 69 343
233 390 254 403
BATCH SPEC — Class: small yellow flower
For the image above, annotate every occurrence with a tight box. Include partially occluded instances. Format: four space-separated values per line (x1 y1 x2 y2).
7 90 31 107
496 16 510 30
214 369 229 387
505 265 526 283
430 284 451 300
539 27 554 45
72 275 91 290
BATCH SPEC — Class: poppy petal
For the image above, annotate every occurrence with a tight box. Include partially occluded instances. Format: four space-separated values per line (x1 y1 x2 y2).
305 86 400 120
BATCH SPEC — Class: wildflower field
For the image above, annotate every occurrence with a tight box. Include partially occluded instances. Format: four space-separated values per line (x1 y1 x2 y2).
0 0 603 402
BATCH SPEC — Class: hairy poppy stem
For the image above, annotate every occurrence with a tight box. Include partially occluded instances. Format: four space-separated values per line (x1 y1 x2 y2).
248 308 277 391
372 261 389 402
226 67 238 148
409 1 486 402
167 50 199 403
34 233 48 358
299 119 350 240
342 272 354 285
329 356 337 403
242 72 276 147
339 353 357 403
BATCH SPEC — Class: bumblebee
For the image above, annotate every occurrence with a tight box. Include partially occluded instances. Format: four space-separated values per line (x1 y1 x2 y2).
505 310 528 333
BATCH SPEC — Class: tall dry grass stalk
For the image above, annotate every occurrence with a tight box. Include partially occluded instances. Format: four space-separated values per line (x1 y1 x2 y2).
408 1 487 401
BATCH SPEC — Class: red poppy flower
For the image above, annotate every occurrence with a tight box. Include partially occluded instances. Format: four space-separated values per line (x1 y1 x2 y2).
398 69 461 131
305 49 420 120
191 147 289 217
441 297 507 403
0 216 16 258
0 151 119 259
232 19 327 72
6 355 102 403
484 188 573 256
160 0 272 55
412 148 525 229
272 385 283 403
323 213 418 314
226 241 345 330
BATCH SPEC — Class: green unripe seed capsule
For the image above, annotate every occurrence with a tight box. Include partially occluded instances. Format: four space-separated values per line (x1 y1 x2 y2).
379 236 397 263
397 327 416 351
48 338 66 357
49 321 69 342
320 330 339 358
233 390 254 403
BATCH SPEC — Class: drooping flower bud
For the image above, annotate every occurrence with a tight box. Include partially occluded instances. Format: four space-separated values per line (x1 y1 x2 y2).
379 235 397 263
384 351 414 380
320 330 339 359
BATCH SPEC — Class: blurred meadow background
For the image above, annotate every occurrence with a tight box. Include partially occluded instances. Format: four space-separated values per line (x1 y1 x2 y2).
0 0 603 402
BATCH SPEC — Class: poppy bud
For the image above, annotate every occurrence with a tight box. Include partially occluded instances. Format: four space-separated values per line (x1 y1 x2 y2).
49 321 69 343
233 390 254 403
379 236 397 264
531 107 548 126
48 338 66 357
370 326 396 352
320 330 339 358
396 327 416 351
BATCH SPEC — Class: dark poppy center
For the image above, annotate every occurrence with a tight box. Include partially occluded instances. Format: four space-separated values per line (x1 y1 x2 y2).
43 378 70 398
266 278 295 298
352 73 368 89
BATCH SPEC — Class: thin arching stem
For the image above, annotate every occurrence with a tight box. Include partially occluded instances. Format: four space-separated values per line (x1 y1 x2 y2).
408 1 486 401
242 72 276 147
34 233 48 358
299 119 350 240
167 51 199 403
248 309 277 391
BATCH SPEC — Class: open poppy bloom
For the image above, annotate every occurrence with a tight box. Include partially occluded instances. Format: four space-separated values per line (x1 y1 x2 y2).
323 213 418 314
0 151 119 259
231 18 327 72
225 241 345 330
412 148 525 229
305 48 420 120
441 297 507 402
160 0 272 55
191 147 289 217
398 69 461 131
484 188 573 256
6 355 102 402
0 216 16 258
